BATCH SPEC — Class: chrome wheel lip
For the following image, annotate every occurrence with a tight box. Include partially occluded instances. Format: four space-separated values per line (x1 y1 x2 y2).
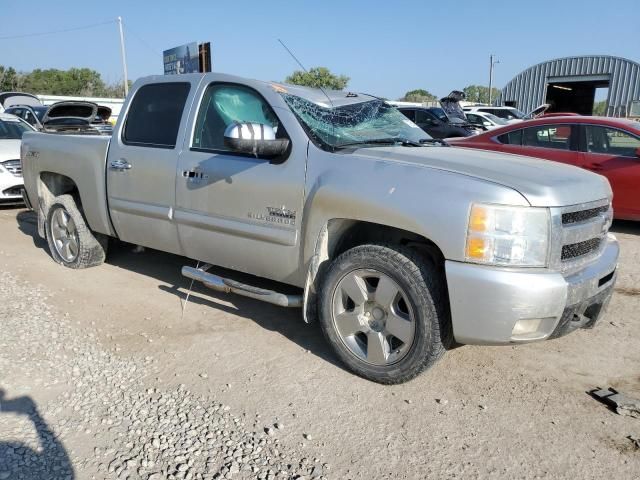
331 268 416 367
50 207 80 263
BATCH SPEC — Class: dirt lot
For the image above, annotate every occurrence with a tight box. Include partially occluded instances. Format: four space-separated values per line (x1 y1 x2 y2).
1 206 639 480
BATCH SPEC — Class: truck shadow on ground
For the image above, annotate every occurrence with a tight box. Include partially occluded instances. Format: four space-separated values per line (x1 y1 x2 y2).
610 219 640 236
14 210 343 371
0 389 74 479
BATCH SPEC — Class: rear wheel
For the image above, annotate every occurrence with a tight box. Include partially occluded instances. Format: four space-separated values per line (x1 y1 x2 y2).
319 244 448 384
45 194 107 269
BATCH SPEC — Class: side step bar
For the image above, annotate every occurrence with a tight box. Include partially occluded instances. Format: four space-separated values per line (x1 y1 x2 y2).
182 265 303 308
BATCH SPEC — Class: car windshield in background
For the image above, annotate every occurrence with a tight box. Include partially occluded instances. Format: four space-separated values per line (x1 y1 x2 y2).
0 118 31 139
429 108 449 122
484 113 509 125
281 94 433 149
33 106 48 121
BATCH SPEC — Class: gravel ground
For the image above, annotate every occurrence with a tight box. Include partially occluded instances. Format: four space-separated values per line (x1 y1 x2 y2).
1 207 639 479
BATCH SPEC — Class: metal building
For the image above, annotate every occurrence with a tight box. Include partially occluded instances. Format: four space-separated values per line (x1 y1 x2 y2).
497 55 640 117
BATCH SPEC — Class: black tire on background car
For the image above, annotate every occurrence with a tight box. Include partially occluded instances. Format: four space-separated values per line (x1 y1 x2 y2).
45 194 108 269
318 244 449 384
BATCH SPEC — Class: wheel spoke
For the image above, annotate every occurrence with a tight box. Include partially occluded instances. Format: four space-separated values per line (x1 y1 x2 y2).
366 331 388 364
385 312 413 344
334 310 364 337
59 210 69 227
373 275 399 309
339 272 369 305
61 239 71 260
68 237 79 257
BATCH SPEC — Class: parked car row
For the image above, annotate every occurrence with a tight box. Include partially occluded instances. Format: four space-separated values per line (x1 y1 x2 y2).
0 113 34 204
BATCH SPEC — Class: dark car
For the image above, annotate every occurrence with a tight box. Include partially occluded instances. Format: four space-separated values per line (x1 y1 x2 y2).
398 107 478 139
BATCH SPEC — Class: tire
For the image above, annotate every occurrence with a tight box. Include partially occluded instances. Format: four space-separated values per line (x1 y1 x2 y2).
45 194 108 269
318 244 449 384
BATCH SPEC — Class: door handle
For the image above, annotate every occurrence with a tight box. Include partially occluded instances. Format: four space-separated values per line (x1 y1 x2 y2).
586 163 603 171
110 158 132 171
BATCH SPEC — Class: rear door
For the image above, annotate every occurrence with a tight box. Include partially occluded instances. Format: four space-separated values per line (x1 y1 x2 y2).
106 81 195 254
580 124 640 218
174 81 307 282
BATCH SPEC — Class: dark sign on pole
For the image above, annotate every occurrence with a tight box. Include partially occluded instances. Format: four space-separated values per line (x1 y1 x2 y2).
199 42 212 73
163 42 199 75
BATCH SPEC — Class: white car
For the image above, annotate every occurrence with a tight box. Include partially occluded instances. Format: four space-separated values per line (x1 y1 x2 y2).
0 113 34 204
463 104 550 124
463 111 510 130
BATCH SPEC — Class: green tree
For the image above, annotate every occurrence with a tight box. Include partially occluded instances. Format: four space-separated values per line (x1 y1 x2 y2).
400 89 437 103
593 100 607 116
463 85 501 104
0 66 20 91
285 67 349 90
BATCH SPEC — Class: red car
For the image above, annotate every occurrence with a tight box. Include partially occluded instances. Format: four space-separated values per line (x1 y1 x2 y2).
449 116 640 220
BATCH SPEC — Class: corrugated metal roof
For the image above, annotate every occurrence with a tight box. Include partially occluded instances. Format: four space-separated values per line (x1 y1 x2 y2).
497 55 640 116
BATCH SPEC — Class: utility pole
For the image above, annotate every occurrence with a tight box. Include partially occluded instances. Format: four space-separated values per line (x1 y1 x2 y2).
488 54 499 105
117 16 129 97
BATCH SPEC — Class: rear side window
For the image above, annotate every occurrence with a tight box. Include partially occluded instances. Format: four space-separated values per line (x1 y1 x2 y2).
123 83 190 148
521 125 572 150
497 129 523 145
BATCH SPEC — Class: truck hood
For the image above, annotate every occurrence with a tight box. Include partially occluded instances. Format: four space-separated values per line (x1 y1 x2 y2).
352 145 611 207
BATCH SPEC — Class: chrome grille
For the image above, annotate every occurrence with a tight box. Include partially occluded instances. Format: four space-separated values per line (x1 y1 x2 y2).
561 238 602 260
562 206 608 225
2 159 22 177
550 199 612 272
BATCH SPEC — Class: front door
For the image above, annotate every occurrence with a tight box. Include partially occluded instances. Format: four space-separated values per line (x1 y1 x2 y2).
174 82 307 283
106 81 193 254
580 124 640 219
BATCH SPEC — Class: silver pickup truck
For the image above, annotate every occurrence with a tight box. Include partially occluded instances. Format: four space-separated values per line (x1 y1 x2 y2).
21 73 619 384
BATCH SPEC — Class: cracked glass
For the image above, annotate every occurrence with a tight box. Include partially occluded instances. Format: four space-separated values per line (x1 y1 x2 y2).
280 94 434 149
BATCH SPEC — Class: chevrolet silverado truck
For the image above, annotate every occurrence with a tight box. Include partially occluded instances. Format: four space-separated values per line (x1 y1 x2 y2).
21 73 619 384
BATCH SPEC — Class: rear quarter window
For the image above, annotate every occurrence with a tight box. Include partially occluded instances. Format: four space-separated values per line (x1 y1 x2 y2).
497 129 523 145
123 82 190 148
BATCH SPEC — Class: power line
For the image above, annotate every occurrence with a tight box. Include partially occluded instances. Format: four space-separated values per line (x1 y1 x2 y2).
0 19 115 41
123 22 162 56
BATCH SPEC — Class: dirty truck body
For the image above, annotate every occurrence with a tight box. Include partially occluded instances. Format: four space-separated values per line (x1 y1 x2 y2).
21 73 619 383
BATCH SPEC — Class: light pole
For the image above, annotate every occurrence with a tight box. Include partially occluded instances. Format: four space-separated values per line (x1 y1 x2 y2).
488 54 499 105
117 16 129 97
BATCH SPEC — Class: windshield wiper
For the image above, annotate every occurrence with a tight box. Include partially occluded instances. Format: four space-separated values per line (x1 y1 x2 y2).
419 138 450 146
335 138 424 149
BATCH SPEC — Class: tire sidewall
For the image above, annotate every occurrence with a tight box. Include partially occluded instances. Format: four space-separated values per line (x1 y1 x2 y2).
319 245 438 382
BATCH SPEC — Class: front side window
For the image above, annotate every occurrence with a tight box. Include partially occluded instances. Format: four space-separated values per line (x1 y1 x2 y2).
585 125 640 157
192 84 281 152
123 82 190 148
466 113 483 126
521 125 572 150
415 110 437 127
399 109 415 122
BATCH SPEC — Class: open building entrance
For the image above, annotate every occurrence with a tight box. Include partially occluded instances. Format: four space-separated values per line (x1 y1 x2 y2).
545 76 610 115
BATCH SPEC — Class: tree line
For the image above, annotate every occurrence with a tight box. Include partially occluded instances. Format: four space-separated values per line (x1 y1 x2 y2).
1 63 501 104
0 65 128 98
284 67 500 104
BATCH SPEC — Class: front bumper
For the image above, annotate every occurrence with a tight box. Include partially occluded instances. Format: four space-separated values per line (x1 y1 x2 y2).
446 234 619 345
0 173 24 203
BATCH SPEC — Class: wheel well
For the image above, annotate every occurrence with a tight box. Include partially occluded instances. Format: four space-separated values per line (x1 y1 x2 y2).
38 172 81 208
329 219 445 268
303 219 449 325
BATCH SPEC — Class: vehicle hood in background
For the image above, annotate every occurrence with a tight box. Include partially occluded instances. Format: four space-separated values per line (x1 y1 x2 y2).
0 139 22 161
0 92 42 109
351 145 611 207
43 101 98 124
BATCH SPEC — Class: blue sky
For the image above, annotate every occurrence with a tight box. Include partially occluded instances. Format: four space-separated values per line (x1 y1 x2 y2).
2 0 639 99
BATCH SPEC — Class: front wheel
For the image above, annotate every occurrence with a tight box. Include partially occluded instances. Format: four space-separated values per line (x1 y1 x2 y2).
318 244 449 384
45 194 107 269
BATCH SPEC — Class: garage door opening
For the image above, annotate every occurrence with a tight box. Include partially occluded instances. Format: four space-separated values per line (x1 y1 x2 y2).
545 79 610 115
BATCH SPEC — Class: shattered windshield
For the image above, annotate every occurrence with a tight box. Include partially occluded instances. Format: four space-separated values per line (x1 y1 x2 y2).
281 94 433 149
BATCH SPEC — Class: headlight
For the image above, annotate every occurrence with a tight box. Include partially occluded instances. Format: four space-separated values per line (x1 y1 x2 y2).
465 203 550 267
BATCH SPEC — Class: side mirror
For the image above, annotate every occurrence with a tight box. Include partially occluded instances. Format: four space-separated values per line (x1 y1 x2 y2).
224 122 289 162
636 147 640 158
